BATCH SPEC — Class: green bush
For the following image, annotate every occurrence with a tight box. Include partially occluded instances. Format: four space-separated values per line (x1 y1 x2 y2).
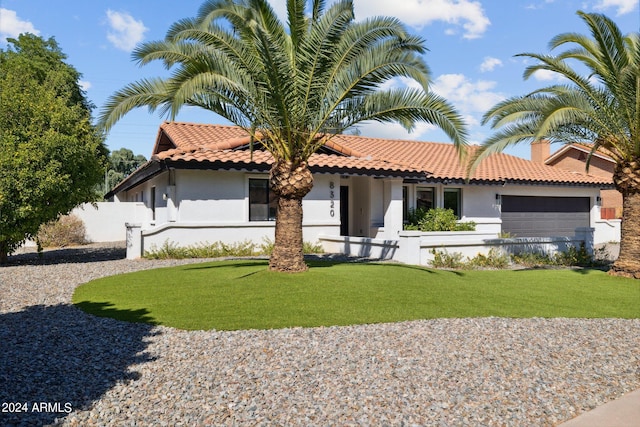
36 214 87 248
405 208 476 232
510 243 600 268
509 251 553 268
430 248 510 270
554 243 595 267
144 238 324 259
468 248 511 269
145 240 258 259
430 245 599 270
429 249 466 269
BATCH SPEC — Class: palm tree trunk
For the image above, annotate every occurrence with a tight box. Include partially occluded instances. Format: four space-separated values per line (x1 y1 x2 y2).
609 191 640 278
268 160 314 272
270 196 307 272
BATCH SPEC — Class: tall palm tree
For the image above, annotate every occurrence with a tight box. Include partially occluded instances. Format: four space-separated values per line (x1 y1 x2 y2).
99 0 467 272
472 11 640 278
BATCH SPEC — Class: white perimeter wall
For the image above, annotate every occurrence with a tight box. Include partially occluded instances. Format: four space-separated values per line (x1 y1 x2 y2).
72 202 146 242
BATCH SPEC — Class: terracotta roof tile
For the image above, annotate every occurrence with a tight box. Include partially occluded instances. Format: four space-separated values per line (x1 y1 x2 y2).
332 134 612 186
151 122 612 186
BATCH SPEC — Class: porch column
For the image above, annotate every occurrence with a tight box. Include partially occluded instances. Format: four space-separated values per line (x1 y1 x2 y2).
383 178 404 239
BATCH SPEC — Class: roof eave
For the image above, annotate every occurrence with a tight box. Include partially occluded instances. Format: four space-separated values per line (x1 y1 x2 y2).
105 160 166 198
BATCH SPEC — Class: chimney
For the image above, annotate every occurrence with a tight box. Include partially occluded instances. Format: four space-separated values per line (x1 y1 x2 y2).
531 140 551 164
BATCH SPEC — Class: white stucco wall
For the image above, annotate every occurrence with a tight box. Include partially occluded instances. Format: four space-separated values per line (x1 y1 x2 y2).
112 166 613 258
120 169 342 257
72 202 146 242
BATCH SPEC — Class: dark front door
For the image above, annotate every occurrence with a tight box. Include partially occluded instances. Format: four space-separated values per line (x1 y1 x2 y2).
340 186 349 236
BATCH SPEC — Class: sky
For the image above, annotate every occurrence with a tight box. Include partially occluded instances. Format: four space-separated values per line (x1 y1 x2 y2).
1 0 638 160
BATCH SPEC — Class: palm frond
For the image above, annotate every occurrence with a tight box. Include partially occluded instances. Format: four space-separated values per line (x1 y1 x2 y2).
97 78 170 133
475 10 638 175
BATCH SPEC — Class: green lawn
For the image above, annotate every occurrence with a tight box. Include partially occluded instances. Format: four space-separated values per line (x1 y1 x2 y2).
72 260 640 331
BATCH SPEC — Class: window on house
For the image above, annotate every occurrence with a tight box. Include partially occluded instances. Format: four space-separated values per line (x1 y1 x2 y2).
444 188 461 218
249 178 277 221
416 187 435 211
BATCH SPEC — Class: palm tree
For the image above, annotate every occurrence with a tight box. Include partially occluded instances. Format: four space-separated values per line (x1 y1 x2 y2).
472 11 640 278
98 0 467 272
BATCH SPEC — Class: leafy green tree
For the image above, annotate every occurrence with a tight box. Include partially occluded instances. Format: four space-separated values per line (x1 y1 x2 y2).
473 11 640 278
104 148 147 194
99 0 467 272
0 34 107 263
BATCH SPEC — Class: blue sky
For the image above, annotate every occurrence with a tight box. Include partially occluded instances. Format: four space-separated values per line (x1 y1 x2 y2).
1 0 638 160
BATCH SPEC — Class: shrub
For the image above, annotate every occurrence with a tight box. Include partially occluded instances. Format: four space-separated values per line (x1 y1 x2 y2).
510 243 600 268
430 248 510 270
405 208 476 232
468 248 510 269
144 240 258 259
36 214 87 248
430 244 600 271
553 243 598 267
510 251 553 268
144 239 324 259
429 249 466 269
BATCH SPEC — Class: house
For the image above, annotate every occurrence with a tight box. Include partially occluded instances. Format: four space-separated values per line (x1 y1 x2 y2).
108 122 614 262
531 140 622 219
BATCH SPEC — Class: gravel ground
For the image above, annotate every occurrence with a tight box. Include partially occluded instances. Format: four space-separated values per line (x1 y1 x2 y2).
0 243 638 426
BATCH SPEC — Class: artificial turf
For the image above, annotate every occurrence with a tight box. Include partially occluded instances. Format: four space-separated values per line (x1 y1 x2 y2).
72 260 640 331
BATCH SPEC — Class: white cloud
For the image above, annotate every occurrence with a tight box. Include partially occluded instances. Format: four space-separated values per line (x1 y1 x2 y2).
592 0 638 15
357 120 437 141
479 57 503 72
354 0 490 39
78 80 92 91
431 73 505 117
531 69 568 82
268 0 490 39
105 10 148 52
0 8 39 41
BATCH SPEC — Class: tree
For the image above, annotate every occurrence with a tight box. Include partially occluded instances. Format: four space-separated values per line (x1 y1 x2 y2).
0 34 107 263
472 11 640 278
98 0 467 272
104 148 147 194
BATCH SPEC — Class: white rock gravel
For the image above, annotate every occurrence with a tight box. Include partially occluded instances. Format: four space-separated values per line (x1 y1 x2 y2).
0 243 638 426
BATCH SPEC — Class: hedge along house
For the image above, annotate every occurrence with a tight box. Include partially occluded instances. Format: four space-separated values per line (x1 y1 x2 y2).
109 122 614 262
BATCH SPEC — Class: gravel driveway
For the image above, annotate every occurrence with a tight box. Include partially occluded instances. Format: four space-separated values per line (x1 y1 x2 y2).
1 244 638 426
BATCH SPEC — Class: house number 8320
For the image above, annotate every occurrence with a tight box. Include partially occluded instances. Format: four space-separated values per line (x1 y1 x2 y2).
329 181 335 217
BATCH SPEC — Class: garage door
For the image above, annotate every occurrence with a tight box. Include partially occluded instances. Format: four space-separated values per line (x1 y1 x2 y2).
501 196 590 237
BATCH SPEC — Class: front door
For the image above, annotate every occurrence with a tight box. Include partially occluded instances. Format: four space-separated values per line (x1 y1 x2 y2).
340 186 349 236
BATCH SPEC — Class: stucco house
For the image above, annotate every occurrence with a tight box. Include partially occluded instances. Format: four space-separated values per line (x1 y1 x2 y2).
530 140 622 220
108 122 614 262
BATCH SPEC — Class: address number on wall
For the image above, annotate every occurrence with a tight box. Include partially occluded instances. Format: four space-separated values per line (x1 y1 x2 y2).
329 181 335 217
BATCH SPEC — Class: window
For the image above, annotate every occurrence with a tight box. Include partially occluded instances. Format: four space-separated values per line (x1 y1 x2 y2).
249 178 277 221
444 188 461 218
416 187 435 211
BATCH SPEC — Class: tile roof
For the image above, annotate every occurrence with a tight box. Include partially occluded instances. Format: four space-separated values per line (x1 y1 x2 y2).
154 122 423 178
332 134 612 186
151 122 612 187
544 143 616 165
